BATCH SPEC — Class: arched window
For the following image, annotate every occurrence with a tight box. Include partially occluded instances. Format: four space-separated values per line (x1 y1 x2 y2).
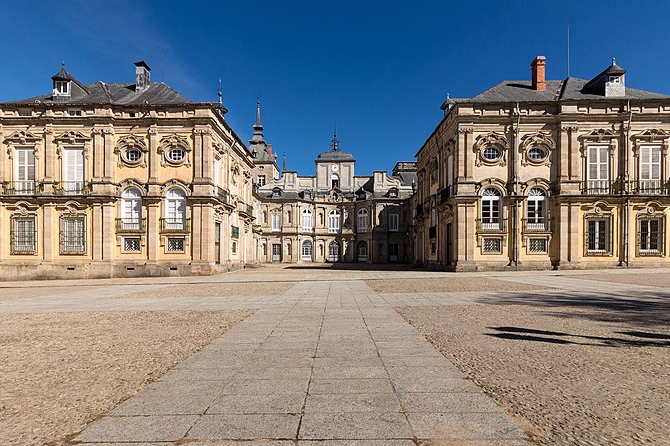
328 210 340 233
302 208 313 231
357 241 368 262
526 188 547 231
481 188 502 230
357 208 368 232
328 241 340 262
121 188 142 230
287 209 292 224
165 188 186 230
331 173 340 189
302 240 312 261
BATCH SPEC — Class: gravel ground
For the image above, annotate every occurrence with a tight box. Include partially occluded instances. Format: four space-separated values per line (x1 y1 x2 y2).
367 277 549 293
399 304 670 446
121 281 296 298
0 310 252 446
580 272 670 288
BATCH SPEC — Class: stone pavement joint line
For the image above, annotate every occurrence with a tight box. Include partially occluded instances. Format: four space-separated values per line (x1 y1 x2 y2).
73 280 532 445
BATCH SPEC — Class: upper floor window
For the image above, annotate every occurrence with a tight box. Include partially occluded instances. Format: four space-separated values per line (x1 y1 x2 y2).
167 148 186 163
357 208 368 232
272 187 282 198
121 188 143 228
639 145 662 194
62 148 85 193
526 188 547 231
482 147 501 161
165 188 186 229
328 210 340 233
258 175 266 187
271 213 281 232
481 188 502 230
331 174 340 189
389 213 399 232
528 147 547 161
54 80 70 96
388 187 399 198
302 209 313 230
586 145 610 194
15 148 36 193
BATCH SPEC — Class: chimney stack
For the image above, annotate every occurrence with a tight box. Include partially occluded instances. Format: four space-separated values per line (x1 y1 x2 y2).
134 61 151 93
531 56 546 91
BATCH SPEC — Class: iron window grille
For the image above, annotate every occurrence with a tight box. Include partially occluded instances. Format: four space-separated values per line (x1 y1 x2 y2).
10 215 37 255
123 238 142 252
585 215 612 256
638 217 664 256
483 237 502 253
167 237 185 252
528 238 548 253
60 216 86 255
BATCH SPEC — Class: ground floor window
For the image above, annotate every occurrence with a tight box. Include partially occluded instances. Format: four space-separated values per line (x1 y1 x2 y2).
167 237 185 252
639 217 663 255
585 217 611 255
483 237 502 253
357 241 368 261
302 240 312 261
60 216 86 255
328 241 340 262
11 215 37 255
389 243 399 262
528 238 547 253
123 237 141 252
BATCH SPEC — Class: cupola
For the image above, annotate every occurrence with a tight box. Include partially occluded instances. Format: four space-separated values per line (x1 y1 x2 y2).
51 63 72 101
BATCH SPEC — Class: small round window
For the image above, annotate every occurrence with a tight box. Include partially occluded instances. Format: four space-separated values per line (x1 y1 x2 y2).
482 147 501 161
528 147 547 161
124 148 142 163
167 148 186 163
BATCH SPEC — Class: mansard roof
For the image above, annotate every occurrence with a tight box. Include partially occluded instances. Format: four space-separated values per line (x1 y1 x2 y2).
443 77 668 107
4 80 194 106
316 150 355 161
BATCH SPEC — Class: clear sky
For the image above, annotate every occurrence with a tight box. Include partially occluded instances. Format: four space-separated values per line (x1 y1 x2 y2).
2 0 669 176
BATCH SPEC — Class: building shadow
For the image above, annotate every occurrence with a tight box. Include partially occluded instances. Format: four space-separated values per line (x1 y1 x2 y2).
487 326 670 347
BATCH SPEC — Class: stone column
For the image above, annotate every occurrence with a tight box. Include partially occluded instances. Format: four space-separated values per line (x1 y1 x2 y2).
192 129 203 181
43 204 55 262
146 200 160 262
569 127 580 181
91 127 103 179
102 203 114 260
558 203 570 266
103 128 115 181
92 204 103 261
559 125 569 182
148 126 159 184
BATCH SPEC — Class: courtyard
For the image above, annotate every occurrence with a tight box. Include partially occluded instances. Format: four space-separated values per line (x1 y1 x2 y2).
0 265 668 446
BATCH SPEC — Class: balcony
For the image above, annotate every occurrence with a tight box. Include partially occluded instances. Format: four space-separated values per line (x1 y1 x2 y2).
438 186 453 204
231 225 240 239
2 181 39 195
239 202 254 218
160 218 190 233
477 219 507 233
55 181 91 195
523 218 551 233
215 186 229 204
636 180 665 195
116 218 146 233
581 180 617 195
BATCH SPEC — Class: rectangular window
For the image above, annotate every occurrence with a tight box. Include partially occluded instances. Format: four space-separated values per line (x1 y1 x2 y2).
302 211 312 231
483 237 502 253
389 213 399 232
586 217 610 255
586 145 610 193
60 216 86 255
67 110 82 116
639 218 663 255
123 237 141 252
15 148 36 194
328 213 340 233
528 238 547 253
11 216 37 255
257 175 266 186
63 148 85 194
167 237 185 252
272 213 281 232
639 145 662 193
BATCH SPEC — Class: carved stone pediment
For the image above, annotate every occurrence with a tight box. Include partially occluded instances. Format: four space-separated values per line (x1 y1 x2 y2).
54 130 90 145
5 130 40 146
580 128 618 142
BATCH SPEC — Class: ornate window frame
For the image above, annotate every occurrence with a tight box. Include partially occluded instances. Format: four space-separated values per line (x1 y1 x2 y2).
158 135 191 167
115 134 148 168
635 202 666 257
520 132 554 166
582 201 615 257
474 132 508 167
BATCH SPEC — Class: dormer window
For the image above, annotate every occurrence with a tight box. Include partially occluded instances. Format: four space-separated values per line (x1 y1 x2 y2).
54 80 70 96
272 187 282 198
388 188 399 198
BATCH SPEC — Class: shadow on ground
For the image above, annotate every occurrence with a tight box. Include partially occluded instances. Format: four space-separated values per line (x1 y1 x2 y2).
477 289 670 328
487 326 670 347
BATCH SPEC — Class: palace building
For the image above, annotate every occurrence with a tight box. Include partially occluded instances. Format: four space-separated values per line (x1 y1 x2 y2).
414 56 670 270
0 62 258 279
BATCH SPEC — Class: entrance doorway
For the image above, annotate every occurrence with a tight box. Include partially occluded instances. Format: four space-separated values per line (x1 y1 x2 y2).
272 243 282 262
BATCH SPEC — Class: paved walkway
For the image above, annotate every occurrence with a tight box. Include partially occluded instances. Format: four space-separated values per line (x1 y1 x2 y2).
72 279 531 445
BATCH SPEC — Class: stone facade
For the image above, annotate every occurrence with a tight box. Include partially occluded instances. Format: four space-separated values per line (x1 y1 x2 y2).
0 62 257 279
414 56 670 270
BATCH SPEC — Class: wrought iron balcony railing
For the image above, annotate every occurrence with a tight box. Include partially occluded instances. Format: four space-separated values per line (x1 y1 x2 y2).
115 218 146 233
160 218 190 232
523 218 551 232
477 218 507 233
2 181 39 195
215 186 229 204
636 180 665 195
55 181 91 195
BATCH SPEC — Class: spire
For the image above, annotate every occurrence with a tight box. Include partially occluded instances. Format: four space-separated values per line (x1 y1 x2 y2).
282 152 287 172
249 98 267 149
217 78 222 105
331 124 339 151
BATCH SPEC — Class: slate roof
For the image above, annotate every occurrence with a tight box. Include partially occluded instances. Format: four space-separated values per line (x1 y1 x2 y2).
394 171 417 186
442 77 668 107
316 150 355 161
4 80 194 106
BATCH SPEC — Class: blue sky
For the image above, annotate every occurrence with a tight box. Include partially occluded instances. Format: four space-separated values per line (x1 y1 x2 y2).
2 0 669 176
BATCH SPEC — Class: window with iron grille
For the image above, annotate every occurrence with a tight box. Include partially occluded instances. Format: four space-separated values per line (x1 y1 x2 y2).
123 237 141 252
638 217 663 255
60 216 86 255
167 237 184 252
483 237 502 253
585 217 611 255
528 238 547 253
10 215 37 255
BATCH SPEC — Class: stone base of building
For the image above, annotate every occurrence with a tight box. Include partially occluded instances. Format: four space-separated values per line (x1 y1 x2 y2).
0 260 251 281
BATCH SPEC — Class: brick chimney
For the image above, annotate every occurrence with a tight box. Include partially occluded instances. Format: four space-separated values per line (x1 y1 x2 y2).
531 56 546 91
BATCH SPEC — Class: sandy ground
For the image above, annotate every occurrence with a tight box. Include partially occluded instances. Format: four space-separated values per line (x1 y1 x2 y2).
121 281 296 298
366 277 550 293
0 309 252 446
399 304 670 446
580 272 670 288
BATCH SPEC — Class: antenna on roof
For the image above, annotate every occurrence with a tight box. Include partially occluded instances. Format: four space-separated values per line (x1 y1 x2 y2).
566 18 570 78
